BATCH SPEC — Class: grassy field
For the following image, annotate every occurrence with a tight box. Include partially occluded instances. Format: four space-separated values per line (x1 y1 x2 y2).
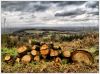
1 31 99 73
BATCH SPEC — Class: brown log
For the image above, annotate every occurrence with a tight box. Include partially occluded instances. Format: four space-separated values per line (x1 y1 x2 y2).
21 55 31 63
4 55 11 61
55 57 62 63
34 56 40 61
41 55 47 59
32 45 40 51
15 58 20 63
40 49 49 56
71 50 94 65
17 46 27 53
32 45 37 50
50 49 59 57
62 50 71 57
31 50 38 56
40 44 48 50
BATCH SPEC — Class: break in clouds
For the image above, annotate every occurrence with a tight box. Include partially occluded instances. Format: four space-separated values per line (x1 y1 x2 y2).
1 1 99 28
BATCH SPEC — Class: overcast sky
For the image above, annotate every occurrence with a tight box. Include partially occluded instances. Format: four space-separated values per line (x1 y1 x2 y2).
1 1 99 28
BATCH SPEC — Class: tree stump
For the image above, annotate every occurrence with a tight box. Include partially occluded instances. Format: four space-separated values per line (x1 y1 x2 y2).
71 50 94 65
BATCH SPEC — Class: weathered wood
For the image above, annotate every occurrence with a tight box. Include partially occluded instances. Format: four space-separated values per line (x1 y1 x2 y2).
40 49 49 56
21 55 31 63
40 44 48 50
55 57 62 63
17 46 27 53
62 50 71 57
71 50 94 65
15 58 20 63
4 55 11 61
34 56 40 61
50 49 59 57
31 50 38 56
32 45 40 51
32 45 37 50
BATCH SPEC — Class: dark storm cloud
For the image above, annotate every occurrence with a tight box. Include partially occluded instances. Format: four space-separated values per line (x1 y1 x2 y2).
89 11 99 15
41 1 86 6
1 1 49 12
55 9 85 17
33 4 49 11
86 1 99 8
56 1 86 7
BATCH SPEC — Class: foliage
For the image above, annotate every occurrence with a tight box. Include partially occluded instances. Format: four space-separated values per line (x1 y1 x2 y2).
2 48 18 57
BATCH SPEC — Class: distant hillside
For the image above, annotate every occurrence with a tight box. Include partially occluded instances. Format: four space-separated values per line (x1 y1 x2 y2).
1 26 99 34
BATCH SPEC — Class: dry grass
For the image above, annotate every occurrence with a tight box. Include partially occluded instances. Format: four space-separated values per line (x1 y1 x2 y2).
1 61 98 73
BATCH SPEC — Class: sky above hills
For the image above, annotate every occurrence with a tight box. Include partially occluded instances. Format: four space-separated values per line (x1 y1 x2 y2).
1 1 99 28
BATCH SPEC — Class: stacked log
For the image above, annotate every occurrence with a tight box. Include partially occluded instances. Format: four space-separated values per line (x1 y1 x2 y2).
4 55 11 61
40 44 49 59
15 58 20 63
31 50 38 56
17 46 27 53
21 55 31 64
50 49 59 57
3 42 94 65
34 56 40 61
62 50 71 58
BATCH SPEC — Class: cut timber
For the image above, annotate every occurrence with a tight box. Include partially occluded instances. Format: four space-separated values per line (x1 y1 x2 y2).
21 55 31 63
31 50 37 56
32 45 40 51
55 57 61 63
34 56 40 61
40 49 49 55
15 58 20 63
4 55 11 61
71 50 94 65
50 49 59 57
17 46 27 53
42 55 47 59
32 45 37 50
62 50 71 57
40 44 48 50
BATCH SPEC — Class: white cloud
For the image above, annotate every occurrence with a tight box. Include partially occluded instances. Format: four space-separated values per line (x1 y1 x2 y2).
1 1 99 28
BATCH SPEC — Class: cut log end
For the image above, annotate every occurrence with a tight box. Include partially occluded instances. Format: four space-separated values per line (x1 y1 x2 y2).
40 44 48 50
31 50 37 56
21 55 31 63
16 58 20 63
62 50 71 57
55 57 62 63
71 50 94 65
17 46 27 53
4 55 11 61
50 49 59 57
34 56 40 61
40 49 49 56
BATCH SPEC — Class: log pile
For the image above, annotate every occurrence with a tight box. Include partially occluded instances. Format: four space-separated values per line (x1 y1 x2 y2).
4 43 94 65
